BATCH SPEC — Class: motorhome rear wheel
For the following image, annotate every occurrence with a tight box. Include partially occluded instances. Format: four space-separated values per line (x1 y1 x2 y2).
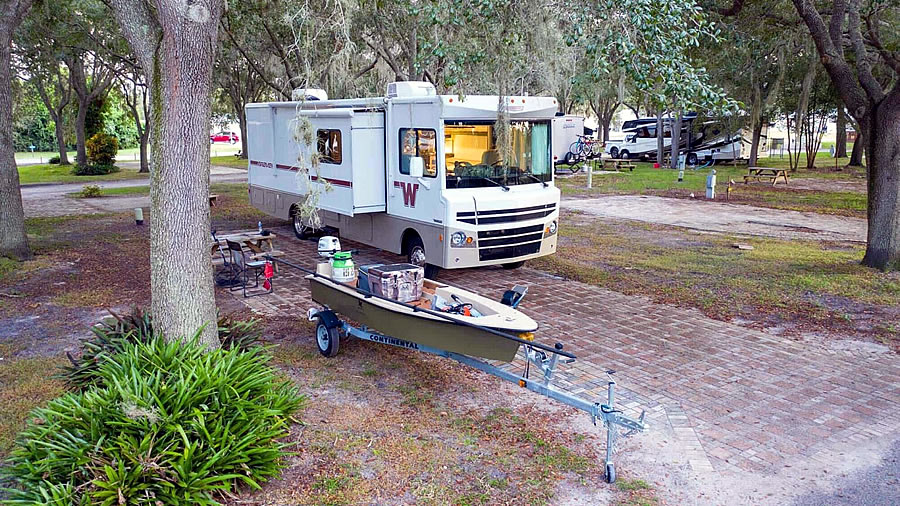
291 209 316 240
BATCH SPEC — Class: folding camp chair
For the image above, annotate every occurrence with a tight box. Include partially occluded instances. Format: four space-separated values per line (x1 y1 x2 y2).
226 239 273 297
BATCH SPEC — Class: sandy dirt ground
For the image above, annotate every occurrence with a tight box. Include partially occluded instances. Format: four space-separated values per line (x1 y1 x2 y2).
562 195 866 242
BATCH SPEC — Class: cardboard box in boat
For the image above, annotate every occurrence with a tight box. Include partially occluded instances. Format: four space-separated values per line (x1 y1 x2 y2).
366 263 423 303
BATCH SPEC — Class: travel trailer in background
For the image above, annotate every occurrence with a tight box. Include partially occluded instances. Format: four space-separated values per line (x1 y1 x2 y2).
605 115 767 164
550 114 585 165
245 82 560 277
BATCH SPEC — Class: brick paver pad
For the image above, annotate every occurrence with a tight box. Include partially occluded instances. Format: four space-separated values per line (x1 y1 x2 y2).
235 227 900 504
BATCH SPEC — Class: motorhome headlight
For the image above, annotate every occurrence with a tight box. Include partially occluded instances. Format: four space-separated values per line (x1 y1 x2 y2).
451 231 467 246
547 220 558 235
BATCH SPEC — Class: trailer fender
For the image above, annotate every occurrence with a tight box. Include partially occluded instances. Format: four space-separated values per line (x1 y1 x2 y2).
310 308 341 329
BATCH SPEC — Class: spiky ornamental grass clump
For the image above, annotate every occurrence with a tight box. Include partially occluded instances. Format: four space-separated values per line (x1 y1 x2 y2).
3 335 304 505
63 308 263 391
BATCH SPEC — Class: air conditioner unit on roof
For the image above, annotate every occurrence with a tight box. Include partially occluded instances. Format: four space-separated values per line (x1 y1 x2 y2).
386 81 436 99
292 88 328 101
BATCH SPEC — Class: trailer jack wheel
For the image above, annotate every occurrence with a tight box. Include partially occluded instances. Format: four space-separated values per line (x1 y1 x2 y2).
315 320 340 357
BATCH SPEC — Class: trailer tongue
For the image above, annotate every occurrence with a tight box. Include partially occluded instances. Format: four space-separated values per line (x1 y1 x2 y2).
270 255 647 483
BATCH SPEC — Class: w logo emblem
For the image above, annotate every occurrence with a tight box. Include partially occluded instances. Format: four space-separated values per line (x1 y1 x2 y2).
395 181 419 207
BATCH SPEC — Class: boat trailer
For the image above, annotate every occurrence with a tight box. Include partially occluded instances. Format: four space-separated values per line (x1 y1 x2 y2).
271 256 647 483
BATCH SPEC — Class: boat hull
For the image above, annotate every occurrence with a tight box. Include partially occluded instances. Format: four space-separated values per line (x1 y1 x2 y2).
309 278 522 362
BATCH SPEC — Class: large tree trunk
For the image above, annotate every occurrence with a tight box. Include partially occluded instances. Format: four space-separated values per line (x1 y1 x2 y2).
835 106 847 158
748 118 764 167
109 0 222 347
238 112 248 160
848 131 864 166
74 102 88 166
861 103 900 271
35 81 71 165
0 0 33 261
138 131 149 173
54 120 70 165
670 112 682 169
656 111 664 165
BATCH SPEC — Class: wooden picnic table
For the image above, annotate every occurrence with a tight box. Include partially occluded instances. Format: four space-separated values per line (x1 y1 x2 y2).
211 231 277 256
211 231 285 272
600 158 636 171
744 167 789 186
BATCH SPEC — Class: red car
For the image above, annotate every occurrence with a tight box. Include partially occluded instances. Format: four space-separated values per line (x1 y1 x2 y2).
210 131 239 144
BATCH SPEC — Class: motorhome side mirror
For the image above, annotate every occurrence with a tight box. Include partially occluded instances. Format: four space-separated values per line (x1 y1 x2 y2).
409 156 425 178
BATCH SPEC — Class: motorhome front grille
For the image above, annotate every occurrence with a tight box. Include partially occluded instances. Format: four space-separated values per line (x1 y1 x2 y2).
479 232 545 248
457 203 556 225
477 224 544 240
479 242 542 261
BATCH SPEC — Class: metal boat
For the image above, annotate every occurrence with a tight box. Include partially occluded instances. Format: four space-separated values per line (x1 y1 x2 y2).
307 263 538 362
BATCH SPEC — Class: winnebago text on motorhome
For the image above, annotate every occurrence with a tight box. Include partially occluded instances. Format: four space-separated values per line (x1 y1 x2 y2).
246 82 560 277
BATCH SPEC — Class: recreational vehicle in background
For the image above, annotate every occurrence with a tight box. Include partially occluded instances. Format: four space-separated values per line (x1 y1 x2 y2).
245 82 560 277
605 115 767 164
550 114 585 165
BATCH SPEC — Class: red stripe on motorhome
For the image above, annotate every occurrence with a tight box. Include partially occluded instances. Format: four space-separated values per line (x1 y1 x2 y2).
250 160 352 188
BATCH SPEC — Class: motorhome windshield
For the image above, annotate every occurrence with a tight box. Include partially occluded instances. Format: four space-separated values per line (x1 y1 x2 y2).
444 121 550 189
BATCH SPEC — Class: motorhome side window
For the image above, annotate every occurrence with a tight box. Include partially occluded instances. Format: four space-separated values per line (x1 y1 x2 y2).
399 128 437 177
317 129 342 164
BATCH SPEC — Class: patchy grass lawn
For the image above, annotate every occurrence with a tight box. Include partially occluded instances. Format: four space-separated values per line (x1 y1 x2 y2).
17 164 146 185
211 182 268 224
232 316 613 505
533 212 900 350
556 161 867 217
0 202 642 503
66 185 150 198
211 155 250 170
0 343 65 455
615 478 659 506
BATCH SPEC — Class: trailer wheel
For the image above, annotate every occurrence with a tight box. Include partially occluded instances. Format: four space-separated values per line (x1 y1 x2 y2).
605 463 616 483
686 153 698 166
315 320 340 357
406 235 440 279
564 151 577 165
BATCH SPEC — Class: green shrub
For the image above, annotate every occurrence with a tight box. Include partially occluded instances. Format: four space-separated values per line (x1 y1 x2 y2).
78 184 102 198
63 307 263 390
71 163 119 176
86 132 118 166
48 155 60 164
3 335 304 504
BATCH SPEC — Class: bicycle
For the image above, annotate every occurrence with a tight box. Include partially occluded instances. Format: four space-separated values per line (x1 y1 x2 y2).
568 135 602 160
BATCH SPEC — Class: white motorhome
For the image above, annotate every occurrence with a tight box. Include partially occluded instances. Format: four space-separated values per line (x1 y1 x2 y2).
245 82 560 277
605 116 768 164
